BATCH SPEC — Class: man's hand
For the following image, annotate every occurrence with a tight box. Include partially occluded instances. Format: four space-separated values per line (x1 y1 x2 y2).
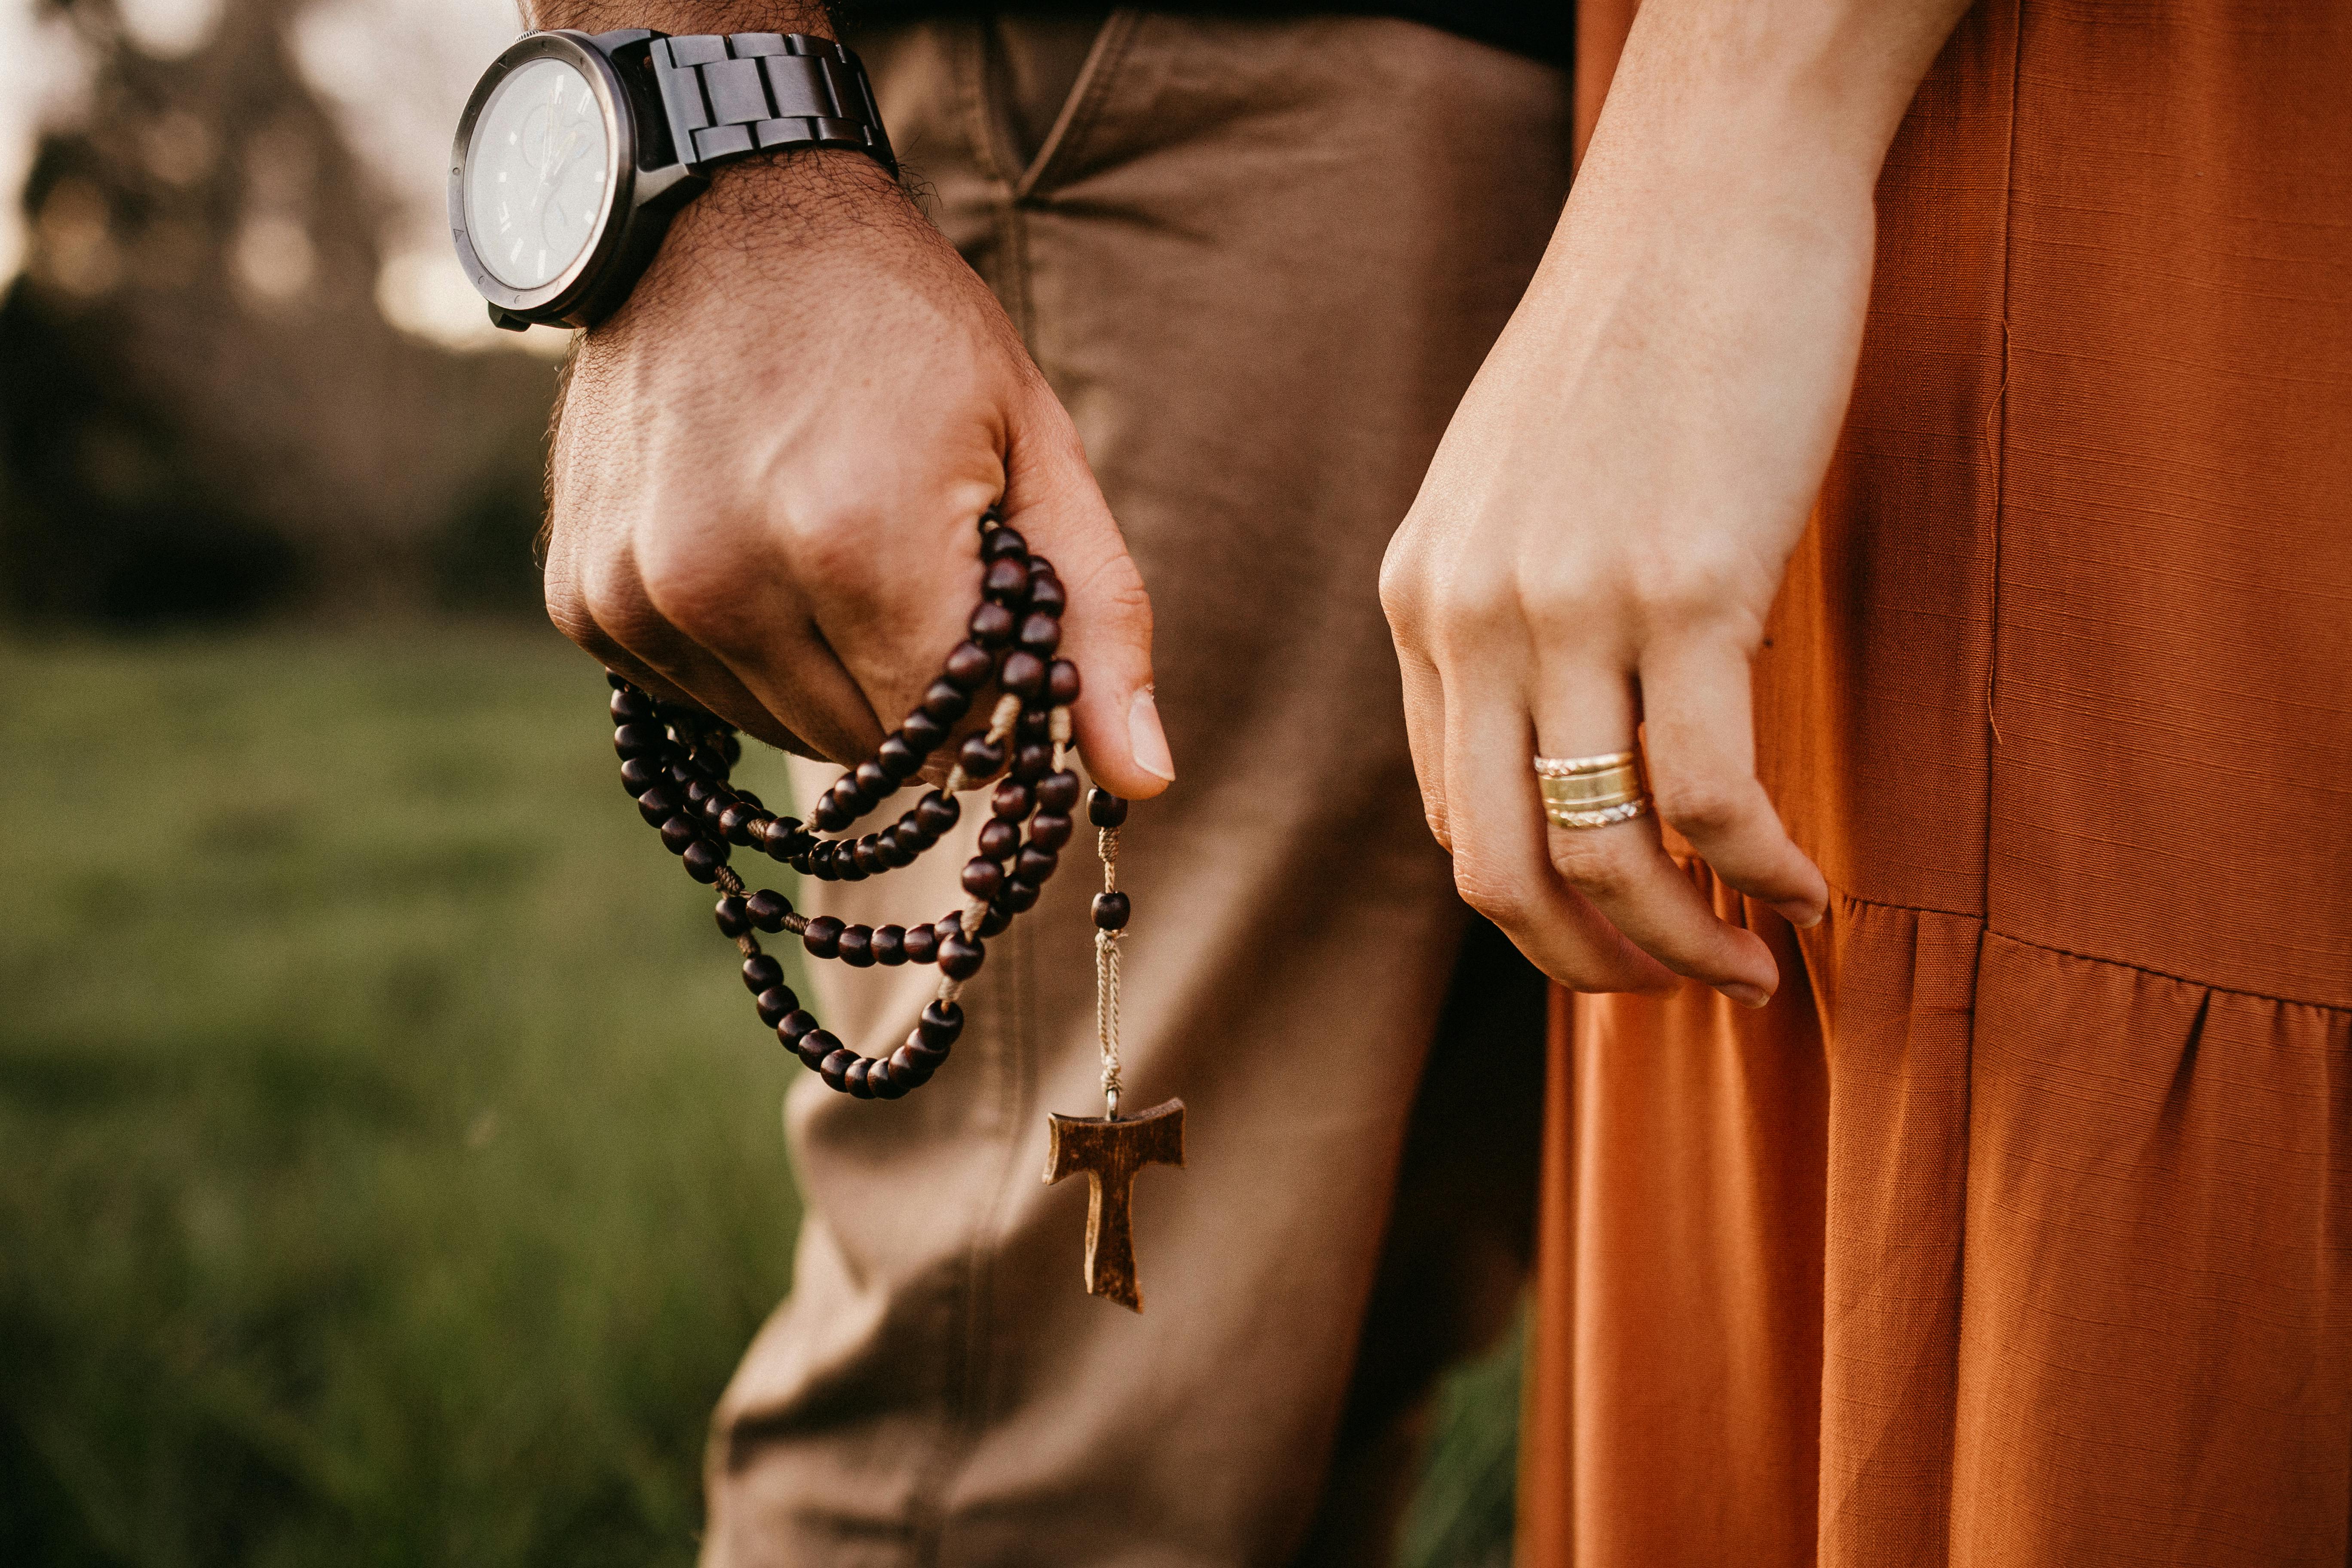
542 147 1174 797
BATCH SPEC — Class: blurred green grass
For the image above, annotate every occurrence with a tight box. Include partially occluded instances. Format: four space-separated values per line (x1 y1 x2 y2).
0 627 802 1566
0 626 1517 1567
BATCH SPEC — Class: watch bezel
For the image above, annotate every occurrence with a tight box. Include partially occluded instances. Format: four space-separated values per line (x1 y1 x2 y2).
449 31 636 325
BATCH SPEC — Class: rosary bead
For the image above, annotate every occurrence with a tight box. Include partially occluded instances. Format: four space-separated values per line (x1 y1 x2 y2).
721 733 743 767
743 954 784 994
802 916 844 959
970 600 1017 648
614 723 667 759
834 848 870 882
915 790 961 836
700 791 733 830
778 1010 818 1045
977 902 1013 937
715 895 751 937
889 1044 938 1087
809 792 851 834
876 734 920 780
1016 612 1061 655
843 1056 877 1098
852 836 885 876
720 802 760 844
983 555 1031 603
874 834 912 870
1002 878 1040 913
944 641 995 691
755 986 799 1026
1011 742 1052 782
977 818 1020 861
1047 659 1081 705
1028 811 1073 850
638 785 682 827
1015 844 1059 884
868 1058 910 1099
999 651 1047 699
902 922 940 964
853 759 894 799
735 788 765 812
961 857 1004 900
872 925 907 965
920 1000 965 1047
763 818 810 859
982 525 1028 560
683 840 726 882
891 818 930 856
1092 891 1131 931
1035 770 1081 813
818 1047 857 1093
900 710 947 753
747 889 792 931
837 925 875 967
798 1029 835 1069
992 779 1033 820
959 734 1007 779
939 929 985 980
621 756 666 796
1026 573 1066 616
606 669 631 690
1015 707 1051 743
922 679 972 724
660 815 699 854
1087 788 1130 828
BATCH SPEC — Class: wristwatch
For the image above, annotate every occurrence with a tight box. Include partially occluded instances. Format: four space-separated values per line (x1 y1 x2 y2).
448 29 895 331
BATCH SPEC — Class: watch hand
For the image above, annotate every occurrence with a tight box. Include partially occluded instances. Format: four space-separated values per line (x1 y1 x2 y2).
531 129 591 225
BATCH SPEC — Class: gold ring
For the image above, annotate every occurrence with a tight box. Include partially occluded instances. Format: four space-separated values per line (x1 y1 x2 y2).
1533 749 1650 830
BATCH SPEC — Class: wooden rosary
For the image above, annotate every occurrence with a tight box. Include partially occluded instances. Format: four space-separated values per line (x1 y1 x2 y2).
605 513 1182 1308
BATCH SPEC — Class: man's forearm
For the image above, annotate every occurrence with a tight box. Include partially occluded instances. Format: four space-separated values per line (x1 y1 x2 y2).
524 0 830 42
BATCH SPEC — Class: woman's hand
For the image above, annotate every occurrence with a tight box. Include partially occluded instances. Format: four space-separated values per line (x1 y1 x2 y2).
1381 0 1966 1004
544 152 1174 799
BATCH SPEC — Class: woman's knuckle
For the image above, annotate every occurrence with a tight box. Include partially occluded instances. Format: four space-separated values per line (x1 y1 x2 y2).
1451 857 1529 928
1656 778 1747 840
1548 833 1637 899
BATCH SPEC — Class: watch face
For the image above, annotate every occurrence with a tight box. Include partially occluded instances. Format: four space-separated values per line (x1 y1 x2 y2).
462 56 612 291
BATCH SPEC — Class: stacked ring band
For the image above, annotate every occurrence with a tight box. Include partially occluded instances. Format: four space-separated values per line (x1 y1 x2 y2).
1533 749 1651 830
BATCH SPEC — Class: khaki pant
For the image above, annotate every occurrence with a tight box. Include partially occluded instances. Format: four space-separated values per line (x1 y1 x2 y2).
702 15 1571 1564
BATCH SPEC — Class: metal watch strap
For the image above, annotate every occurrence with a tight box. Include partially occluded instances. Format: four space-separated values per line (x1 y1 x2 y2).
649 32 895 175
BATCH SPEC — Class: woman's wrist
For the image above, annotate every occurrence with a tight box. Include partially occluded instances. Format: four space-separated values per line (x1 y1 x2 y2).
1587 0 1975 200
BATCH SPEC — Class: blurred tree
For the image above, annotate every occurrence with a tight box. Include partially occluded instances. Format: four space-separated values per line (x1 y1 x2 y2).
0 0 559 623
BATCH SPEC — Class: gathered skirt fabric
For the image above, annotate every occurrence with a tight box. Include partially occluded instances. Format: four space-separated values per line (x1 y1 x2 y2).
1522 3 2352 1564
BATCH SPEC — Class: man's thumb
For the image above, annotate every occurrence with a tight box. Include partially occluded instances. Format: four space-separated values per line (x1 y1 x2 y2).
1001 415 1172 802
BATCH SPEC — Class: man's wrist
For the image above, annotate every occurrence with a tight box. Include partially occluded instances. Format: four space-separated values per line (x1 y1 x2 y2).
523 0 833 43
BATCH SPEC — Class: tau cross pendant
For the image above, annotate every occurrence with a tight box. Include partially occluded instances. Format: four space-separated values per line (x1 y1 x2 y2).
1044 1098 1185 1311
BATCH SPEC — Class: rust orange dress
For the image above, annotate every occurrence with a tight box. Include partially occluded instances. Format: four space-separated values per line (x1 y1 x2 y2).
1522 3 2352 1565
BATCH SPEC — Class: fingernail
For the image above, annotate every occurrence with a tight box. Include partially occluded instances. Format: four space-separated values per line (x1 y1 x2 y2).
1718 981 1770 1009
1128 687 1175 782
1773 899 1826 930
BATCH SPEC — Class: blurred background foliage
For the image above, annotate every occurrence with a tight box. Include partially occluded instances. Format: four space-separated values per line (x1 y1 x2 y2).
0 0 1522 1559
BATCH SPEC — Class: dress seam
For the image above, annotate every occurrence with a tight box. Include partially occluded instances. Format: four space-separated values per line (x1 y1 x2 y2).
1826 884 2349 1017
